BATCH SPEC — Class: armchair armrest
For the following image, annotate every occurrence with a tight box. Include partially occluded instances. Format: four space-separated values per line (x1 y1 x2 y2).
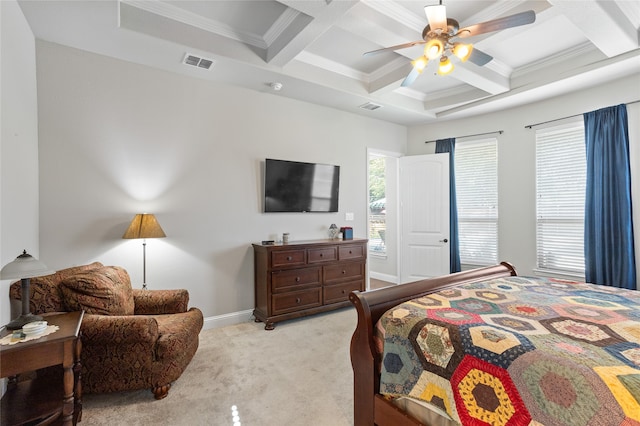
80 314 159 345
133 289 189 315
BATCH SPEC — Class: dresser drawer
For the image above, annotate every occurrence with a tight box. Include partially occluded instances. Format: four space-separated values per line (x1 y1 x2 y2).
324 280 363 304
271 249 306 268
272 288 322 315
271 267 321 292
308 246 337 263
339 244 365 260
324 262 364 283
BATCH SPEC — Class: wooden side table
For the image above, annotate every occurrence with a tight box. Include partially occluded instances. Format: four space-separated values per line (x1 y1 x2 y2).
1 311 84 426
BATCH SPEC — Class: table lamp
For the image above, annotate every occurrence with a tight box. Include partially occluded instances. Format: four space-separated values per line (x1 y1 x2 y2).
1 250 55 330
122 213 166 289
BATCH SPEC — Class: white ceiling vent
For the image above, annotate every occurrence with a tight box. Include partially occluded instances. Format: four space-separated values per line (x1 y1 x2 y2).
183 53 214 70
359 102 382 111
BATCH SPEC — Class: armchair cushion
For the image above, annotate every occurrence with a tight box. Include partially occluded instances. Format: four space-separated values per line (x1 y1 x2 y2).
60 266 135 315
9 261 104 314
133 288 189 315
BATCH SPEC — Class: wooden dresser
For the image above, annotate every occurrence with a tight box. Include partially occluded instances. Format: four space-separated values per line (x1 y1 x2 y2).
253 238 367 329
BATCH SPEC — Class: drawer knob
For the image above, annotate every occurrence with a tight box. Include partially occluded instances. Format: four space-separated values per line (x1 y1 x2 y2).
342 289 346 294
295 277 301 282
287 256 292 261
342 270 346 274
296 298 301 304
349 250 352 254
320 253 324 257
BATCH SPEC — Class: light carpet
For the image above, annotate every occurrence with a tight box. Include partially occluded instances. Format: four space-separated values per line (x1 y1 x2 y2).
81 307 357 425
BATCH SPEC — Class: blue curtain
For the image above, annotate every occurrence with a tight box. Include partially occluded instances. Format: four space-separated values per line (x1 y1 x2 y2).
435 138 461 273
584 104 637 290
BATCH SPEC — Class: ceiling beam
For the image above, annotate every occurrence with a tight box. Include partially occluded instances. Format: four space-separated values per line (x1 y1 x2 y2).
548 0 638 57
266 1 359 67
422 87 491 111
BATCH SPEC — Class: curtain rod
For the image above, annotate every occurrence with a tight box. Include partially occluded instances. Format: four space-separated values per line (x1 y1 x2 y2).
424 130 503 144
524 99 640 129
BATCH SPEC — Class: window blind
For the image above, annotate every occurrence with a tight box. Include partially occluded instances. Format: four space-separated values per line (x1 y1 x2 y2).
535 124 586 273
455 138 498 266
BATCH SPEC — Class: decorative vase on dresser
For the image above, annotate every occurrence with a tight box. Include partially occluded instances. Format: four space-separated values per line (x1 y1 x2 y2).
252 238 367 330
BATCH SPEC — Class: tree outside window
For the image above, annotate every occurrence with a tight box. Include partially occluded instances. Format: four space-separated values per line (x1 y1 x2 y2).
369 157 386 254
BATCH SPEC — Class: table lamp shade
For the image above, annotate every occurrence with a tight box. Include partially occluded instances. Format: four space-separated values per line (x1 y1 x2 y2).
1 250 55 330
1 250 54 280
122 214 166 239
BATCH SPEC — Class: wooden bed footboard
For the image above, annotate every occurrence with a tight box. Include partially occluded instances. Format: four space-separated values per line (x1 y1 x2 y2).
348 262 518 426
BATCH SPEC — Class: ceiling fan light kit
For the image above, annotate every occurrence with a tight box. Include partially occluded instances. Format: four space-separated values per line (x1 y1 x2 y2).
411 56 429 72
437 56 454 76
364 2 536 86
453 43 473 62
425 38 444 59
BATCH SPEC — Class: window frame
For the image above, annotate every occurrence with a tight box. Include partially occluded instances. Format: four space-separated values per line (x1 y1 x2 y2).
454 137 499 268
534 120 586 280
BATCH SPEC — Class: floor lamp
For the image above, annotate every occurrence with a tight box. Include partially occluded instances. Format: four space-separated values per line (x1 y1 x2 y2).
122 213 166 289
1 250 55 330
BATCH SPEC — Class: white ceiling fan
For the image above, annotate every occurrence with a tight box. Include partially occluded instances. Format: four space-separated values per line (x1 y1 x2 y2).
364 2 536 86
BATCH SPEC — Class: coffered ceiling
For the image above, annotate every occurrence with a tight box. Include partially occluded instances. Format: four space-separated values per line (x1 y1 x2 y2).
17 0 640 126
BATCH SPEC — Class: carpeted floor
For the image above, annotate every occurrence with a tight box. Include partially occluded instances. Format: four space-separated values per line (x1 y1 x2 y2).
81 307 357 425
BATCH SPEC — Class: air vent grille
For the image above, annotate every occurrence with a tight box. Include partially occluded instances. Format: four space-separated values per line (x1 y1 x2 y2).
359 102 382 111
183 53 215 70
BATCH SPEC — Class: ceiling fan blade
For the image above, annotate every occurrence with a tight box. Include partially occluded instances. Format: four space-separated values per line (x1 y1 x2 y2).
424 4 447 33
363 40 426 56
467 47 493 66
401 68 421 87
456 10 535 38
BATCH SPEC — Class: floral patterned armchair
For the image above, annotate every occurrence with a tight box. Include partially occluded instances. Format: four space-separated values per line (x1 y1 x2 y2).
9 262 204 399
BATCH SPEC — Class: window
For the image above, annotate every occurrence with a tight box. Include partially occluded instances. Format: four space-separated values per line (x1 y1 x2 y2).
368 155 386 255
455 138 498 266
535 123 586 274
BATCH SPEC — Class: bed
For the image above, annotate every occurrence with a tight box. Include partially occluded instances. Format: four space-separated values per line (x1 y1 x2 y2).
349 262 640 426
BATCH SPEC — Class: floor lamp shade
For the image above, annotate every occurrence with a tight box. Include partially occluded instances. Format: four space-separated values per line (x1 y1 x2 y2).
1 250 55 330
123 214 166 289
122 214 166 239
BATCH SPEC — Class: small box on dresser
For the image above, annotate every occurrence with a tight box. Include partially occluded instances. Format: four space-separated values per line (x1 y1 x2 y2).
252 238 367 330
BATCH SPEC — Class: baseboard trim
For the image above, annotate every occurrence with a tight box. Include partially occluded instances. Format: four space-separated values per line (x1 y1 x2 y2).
202 309 254 331
369 271 397 284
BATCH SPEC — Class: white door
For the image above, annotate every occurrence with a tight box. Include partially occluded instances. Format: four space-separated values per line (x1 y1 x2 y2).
399 154 450 283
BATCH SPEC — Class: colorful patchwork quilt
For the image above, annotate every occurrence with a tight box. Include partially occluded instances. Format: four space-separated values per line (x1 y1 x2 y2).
376 276 640 425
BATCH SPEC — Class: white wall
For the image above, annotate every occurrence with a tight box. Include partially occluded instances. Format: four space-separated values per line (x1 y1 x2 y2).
34 41 407 327
408 74 640 284
0 0 41 327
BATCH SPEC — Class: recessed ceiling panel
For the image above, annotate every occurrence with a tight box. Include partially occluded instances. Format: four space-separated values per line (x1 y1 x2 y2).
166 0 287 36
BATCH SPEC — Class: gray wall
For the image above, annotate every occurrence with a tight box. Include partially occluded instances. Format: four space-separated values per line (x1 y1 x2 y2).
34 41 407 327
407 75 640 282
0 0 41 326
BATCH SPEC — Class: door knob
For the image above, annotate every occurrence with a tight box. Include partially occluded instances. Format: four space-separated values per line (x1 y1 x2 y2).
440 238 448 243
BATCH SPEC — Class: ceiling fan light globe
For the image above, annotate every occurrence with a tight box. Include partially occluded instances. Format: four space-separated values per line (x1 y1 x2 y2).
424 4 447 33
453 43 473 62
411 56 429 72
437 56 454 75
425 39 444 60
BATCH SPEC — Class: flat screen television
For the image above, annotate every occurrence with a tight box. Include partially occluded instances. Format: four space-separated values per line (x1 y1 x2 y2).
264 158 340 213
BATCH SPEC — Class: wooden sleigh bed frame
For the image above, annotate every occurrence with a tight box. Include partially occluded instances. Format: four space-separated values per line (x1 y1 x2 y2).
349 262 518 426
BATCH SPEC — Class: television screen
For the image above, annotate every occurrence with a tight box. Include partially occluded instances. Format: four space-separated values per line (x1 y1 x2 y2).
264 158 340 212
